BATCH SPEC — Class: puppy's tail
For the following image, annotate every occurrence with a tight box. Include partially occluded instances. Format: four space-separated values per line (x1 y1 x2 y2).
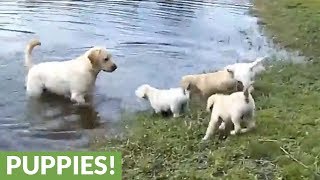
206 95 215 112
25 39 41 71
249 56 267 70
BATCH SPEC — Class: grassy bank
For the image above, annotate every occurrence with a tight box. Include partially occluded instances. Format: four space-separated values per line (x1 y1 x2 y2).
97 0 320 179
254 0 320 58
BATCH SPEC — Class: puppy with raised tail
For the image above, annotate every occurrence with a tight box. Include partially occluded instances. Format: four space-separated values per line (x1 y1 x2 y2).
135 84 190 118
224 57 267 91
24 39 117 105
202 85 255 140
180 69 243 100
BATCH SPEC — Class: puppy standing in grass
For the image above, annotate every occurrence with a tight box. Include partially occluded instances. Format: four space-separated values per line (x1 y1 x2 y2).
224 57 267 91
24 39 117 105
135 84 190 118
202 86 255 140
180 69 243 100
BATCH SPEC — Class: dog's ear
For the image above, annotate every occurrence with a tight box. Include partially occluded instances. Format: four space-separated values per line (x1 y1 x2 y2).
226 69 234 78
182 84 190 95
186 83 191 91
88 49 102 64
236 81 244 91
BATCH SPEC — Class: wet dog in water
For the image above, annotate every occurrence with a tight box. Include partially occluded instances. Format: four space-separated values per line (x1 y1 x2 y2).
202 85 255 140
135 84 190 118
24 39 117 105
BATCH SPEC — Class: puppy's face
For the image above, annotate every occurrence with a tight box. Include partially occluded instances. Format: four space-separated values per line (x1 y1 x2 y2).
135 84 150 99
87 47 117 72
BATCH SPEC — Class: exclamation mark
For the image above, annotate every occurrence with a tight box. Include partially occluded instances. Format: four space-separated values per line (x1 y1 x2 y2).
110 156 115 175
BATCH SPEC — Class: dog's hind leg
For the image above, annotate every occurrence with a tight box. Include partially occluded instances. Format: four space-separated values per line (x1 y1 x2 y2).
202 114 221 140
171 103 182 118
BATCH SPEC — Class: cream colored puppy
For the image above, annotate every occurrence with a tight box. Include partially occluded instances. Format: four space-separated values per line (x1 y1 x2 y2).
24 39 117 105
180 69 242 99
202 86 255 140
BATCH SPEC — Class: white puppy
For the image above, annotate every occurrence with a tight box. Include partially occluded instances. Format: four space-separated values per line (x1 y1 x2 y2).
24 39 117 104
224 57 266 90
135 84 190 118
202 86 255 140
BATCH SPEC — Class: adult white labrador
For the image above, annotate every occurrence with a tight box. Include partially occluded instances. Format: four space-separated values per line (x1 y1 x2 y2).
24 39 117 105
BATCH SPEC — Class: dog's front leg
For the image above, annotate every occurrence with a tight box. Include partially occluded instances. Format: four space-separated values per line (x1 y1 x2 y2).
71 92 87 106
230 116 241 135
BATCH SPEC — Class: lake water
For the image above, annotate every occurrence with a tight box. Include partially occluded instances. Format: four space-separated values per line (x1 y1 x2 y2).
0 0 293 150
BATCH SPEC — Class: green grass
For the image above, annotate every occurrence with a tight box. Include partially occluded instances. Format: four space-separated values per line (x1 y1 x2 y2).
94 0 320 179
99 63 320 179
254 0 320 58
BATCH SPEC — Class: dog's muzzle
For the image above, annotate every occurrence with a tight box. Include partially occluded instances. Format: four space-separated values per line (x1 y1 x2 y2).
104 64 117 72
111 64 117 71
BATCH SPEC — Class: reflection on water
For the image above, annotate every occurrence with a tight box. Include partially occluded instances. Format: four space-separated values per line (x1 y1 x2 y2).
0 0 297 150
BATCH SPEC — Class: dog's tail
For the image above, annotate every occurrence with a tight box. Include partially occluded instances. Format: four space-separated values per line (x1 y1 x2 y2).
25 39 41 71
206 95 215 112
249 56 267 71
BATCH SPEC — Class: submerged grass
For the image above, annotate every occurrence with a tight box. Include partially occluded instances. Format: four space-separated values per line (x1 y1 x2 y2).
96 0 320 179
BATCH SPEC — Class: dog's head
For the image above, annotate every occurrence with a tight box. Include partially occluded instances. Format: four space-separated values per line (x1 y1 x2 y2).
135 84 151 99
86 47 117 72
181 75 195 90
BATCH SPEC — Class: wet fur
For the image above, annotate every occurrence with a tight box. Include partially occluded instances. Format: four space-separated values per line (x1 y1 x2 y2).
24 39 117 105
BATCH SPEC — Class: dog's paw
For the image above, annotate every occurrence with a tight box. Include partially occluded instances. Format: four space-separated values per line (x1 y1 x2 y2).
173 114 180 118
202 136 209 141
74 102 90 107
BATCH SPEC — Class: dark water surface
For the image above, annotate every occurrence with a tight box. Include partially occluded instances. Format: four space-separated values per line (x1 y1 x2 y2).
0 0 291 150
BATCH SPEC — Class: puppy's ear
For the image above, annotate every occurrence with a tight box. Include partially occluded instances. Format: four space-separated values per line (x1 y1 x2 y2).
236 81 244 91
88 49 102 64
226 69 234 78
186 83 191 91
